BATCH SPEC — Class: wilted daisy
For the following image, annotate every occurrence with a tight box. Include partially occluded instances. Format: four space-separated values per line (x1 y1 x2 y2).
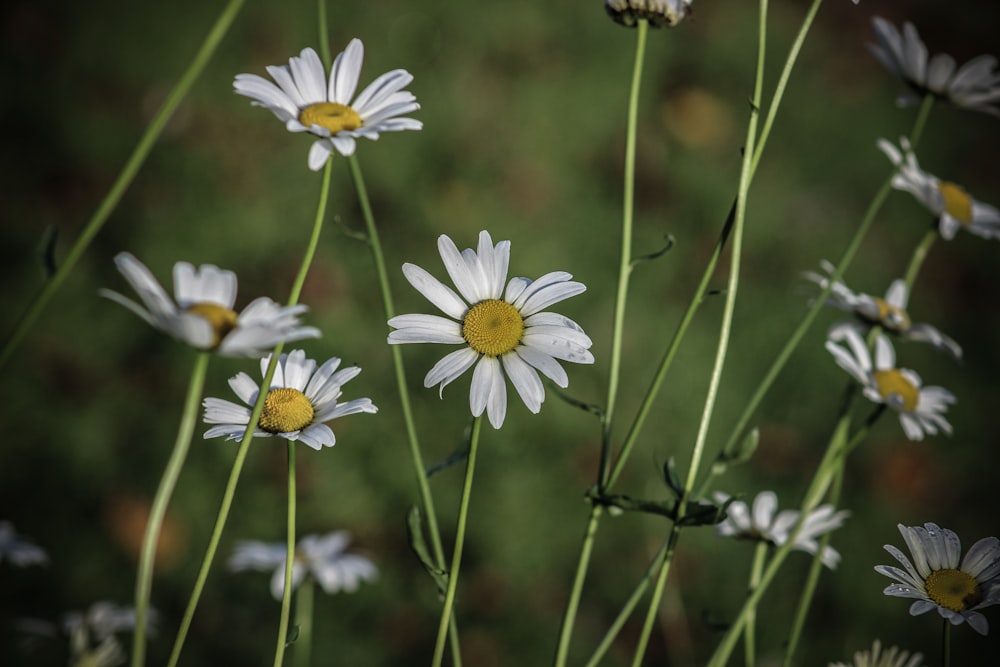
0 521 48 567
713 491 849 569
829 639 924 667
879 138 1000 240
869 16 1000 116
229 531 377 600
203 349 376 449
101 253 320 356
387 230 594 429
604 0 693 28
826 328 955 440
875 522 1000 635
234 40 422 171
803 261 961 360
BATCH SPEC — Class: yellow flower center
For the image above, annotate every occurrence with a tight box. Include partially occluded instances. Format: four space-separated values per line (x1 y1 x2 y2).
871 297 912 332
299 102 362 134
938 181 973 225
925 568 982 612
259 388 315 434
462 299 525 356
872 369 919 412
185 303 238 348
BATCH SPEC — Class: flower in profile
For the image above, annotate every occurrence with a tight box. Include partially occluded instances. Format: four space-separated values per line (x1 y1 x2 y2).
826 328 955 440
803 261 961 360
875 522 1000 635
0 521 48 567
604 0 694 28
828 639 924 667
101 253 320 356
388 230 594 429
713 491 849 569
203 349 377 449
234 41 422 170
879 138 1000 240
869 17 1000 116
228 531 377 600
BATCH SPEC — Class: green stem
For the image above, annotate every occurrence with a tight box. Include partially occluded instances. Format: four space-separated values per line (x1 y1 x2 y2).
293 579 315 667
346 155 460 664
273 441 297 667
316 0 330 63
431 417 482 667
781 466 844 667
166 160 333 667
942 619 951 667
743 542 767 667
628 522 684 667
903 228 937 291
601 17 648 486
0 0 246 373
131 351 210 667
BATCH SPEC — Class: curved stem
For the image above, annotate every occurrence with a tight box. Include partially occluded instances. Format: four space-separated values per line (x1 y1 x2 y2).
273 441 297 667
431 417 482 667
0 0 246 373
167 160 333 667
131 351 210 667
346 155 461 663
903 228 937 291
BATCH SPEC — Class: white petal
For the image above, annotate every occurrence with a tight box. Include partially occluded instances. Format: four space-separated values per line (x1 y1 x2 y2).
502 352 544 414
400 263 468 319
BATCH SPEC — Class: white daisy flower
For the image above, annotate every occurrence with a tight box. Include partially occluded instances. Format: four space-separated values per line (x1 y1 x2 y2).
869 16 1000 116
803 261 961 360
879 138 1000 241
228 531 377 600
202 349 377 449
826 328 955 440
0 521 48 567
604 0 694 28
387 230 594 429
713 491 849 569
234 41 422 171
101 253 320 356
63 602 147 642
829 639 924 667
875 522 1000 635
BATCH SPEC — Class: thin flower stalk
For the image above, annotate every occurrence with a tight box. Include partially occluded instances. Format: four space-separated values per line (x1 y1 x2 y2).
167 160 333 667
273 442 297 667
745 542 768 667
131 351 210 667
293 578 314 667
345 154 459 662
0 0 246 374
431 417 482 667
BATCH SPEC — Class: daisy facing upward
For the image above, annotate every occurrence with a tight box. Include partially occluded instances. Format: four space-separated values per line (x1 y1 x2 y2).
388 230 594 429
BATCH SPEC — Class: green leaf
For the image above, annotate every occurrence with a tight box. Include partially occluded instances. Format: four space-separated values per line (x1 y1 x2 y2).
406 506 449 595
662 457 684 498
712 427 759 475
631 234 676 267
38 225 58 278
285 624 299 647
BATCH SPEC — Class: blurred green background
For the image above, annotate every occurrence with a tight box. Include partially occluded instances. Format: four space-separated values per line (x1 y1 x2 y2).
2 0 999 664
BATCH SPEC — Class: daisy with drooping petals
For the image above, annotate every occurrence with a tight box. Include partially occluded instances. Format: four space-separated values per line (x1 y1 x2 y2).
879 138 1000 240
826 328 955 440
829 639 924 667
388 230 594 429
714 491 849 569
803 261 961 360
869 17 1000 116
228 531 377 600
101 253 320 356
875 522 1000 635
234 40 422 171
604 0 694 28
203 349 376 449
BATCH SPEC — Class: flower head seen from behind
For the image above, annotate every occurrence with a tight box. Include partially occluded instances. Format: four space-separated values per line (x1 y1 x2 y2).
803 261 961 360
234 41 422 170
879 138 1000 241
713 491 849 569
0 521 48 567
875 522 1000 635
228 531 377 600
869 16 1000 116
203 349 377 449
388 230 594 429
826 328 955 440
101 253 320 356
604 0 693 28
828 639 924 667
